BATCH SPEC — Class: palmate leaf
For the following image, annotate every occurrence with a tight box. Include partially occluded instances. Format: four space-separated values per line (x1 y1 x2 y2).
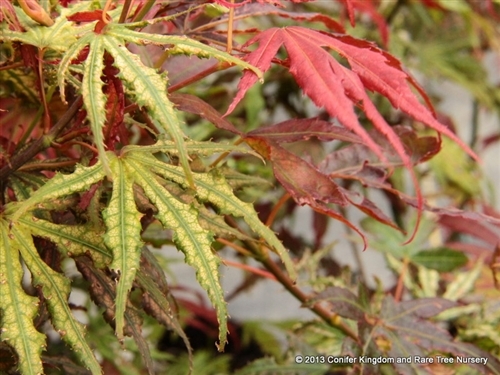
227 26 476 162
57 21 262 190
82 35 108 175
103 155 144 340
10 161 105 222
19 217 111 268
1 6 77 51
101 35 195 188
127 151 297 280
107 26 262 78
377 297 500 375
11 225 101 375
5 137 293 355
227 26 478 240
0 220 45 375
124 156 228 350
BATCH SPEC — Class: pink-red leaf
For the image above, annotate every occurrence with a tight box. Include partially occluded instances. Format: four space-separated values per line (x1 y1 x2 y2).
248 117 362 144
229 26 478 243
319 126 441 177
245 137 348 207
341 188 402 232
169 93 242 135
229 27 476 163
245 136 369 248
338 0 356 26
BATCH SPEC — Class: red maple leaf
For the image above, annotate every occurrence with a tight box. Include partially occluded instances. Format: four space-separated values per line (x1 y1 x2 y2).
227 26 479 241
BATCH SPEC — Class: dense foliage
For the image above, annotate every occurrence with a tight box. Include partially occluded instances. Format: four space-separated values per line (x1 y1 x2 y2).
1 0 500 374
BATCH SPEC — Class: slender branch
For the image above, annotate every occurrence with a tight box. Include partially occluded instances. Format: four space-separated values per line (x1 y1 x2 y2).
18 160 77 172
0 96 83 183
265 192 290 227
470 99 479 149
0 62 24 71
257 249 360 343
167 62 225 93
222 216 359 341
131 0 155 23
119 0 133 23
223 259 276 281
209 138 244 168
217 237 252 257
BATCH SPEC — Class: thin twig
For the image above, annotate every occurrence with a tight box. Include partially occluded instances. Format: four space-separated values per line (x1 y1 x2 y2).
217 237 252 257
119 0 133 23
265 192 290 227
131 0 155 23
257 248 360 343
223 259 276 280
209 138 244 168
167 62 224 93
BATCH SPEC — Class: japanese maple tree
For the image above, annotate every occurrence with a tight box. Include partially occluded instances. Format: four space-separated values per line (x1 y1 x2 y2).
1 0 499 374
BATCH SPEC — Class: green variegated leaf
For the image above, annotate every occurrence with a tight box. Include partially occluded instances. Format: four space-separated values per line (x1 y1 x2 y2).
198 206 255 242
101 35 194 189
128 152 296 280
124 156 228 350
82 35 109 175
11 225 101 375
10 161 105 222
107 26 262 79
103 156 144 339
18 216 111 268
122 139 259 159
0 221 45 375
8 173 45 202
219 167 272 190
58 33 95 104
0 19 76 51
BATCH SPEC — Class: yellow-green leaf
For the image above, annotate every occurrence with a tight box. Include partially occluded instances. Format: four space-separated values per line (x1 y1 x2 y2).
58 33 95 104
107 26 262 80
82 35 109 175
0 221 45 375
18 216 111 268
10 161 105 222
12 225 102 375
125 156 228 350
103 156 144 339
102 35 194 189
129 152 296 280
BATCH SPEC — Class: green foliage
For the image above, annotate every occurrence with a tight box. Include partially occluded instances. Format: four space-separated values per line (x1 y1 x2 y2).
1 1 500 374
